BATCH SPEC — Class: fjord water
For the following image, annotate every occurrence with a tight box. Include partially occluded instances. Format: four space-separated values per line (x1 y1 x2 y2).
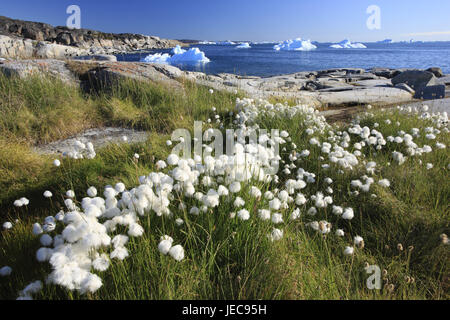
117 42 450 77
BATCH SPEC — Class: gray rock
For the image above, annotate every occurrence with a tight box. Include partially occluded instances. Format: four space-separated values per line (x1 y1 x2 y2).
436 76 450 85
74 54 117 62
392 70 437 90
371 68 401 79
395 83 415 94
414 84 446 100
316 87 414 106
426 67 444 78
34 127 149 155
0 59 78 83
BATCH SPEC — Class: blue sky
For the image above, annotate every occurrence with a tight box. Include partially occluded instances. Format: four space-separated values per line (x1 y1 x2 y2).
2 0 450 42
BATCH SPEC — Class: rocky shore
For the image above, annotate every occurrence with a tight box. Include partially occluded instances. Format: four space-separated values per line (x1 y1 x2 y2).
1 58 448 111
0 16 185 59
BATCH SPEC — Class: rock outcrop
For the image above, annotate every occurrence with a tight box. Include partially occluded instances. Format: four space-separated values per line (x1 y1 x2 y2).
1 58 448 108
0 16 185 58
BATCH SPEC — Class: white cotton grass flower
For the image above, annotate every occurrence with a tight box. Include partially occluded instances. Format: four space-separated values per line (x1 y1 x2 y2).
307 207 317 216
18 280 43 299
93 254 110 272
53 159 61 167
218 185 229 196
158 235 174 255
344 246 354 256
190 206 200 215
128 223 144 237
156 160 167 170
111 235 129 248
258 209 271 220
342 208 354 220
378 179 390 188
175 218 184 226
269 198 281 211
66 190 75 198
354 236 365 248
115 182 126 193
336 229 345 237
233 197 245 207
32 223 43 236
0 266 12 276
426 163 433 170
40 234 53 247
87 186 97 197
237 209 250 221
169 245 185 261
271 213 284 224
167 154 179 166
3 222 13 230
36 247 52 262
269 228 283 241
250 186 262 198
290 208 301 220
43 191 53 198
229 181 241 193
134 153 140 159
110 246 129 260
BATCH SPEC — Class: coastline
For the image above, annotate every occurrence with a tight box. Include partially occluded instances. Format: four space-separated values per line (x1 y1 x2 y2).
1 58 448 112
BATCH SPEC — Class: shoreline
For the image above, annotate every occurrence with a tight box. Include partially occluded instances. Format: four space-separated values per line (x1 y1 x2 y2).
0 58 449 111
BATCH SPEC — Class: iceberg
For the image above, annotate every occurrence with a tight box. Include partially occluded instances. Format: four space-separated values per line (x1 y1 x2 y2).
236 42 251 49
171 45 186 54
273 38 317 51
330 39 367 49
141 46 210 64
377 39 393 44
217 41 236 45
199 41 216 45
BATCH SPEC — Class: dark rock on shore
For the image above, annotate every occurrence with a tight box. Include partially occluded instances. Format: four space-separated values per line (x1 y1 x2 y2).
392 70 437 90
426 67 444 78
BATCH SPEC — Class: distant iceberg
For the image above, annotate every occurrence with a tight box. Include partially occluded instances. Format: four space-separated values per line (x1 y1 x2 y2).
330 40 367 49
273 38 317 51
199 41 216 45
236 42 251 49
377 39 393 44
141 46 210 64
217 41 236 45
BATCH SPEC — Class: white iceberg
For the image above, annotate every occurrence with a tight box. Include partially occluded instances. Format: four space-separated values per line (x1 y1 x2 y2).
217 41 236 45
236 42 251 49
141 46 210 64
273 38 317 51
377 39 393 44
199 41 216 45
171 45 186 54
330 39 367 49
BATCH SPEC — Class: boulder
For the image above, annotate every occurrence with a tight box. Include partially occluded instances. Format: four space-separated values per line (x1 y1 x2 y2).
372 68 402 79
316 87 414 106
414 84 446 100
74 54 117 62
392 70 437 90
0 59 77 83
426 67 444 78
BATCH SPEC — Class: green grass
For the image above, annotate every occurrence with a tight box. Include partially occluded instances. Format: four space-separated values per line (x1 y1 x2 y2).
0 74 448 300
